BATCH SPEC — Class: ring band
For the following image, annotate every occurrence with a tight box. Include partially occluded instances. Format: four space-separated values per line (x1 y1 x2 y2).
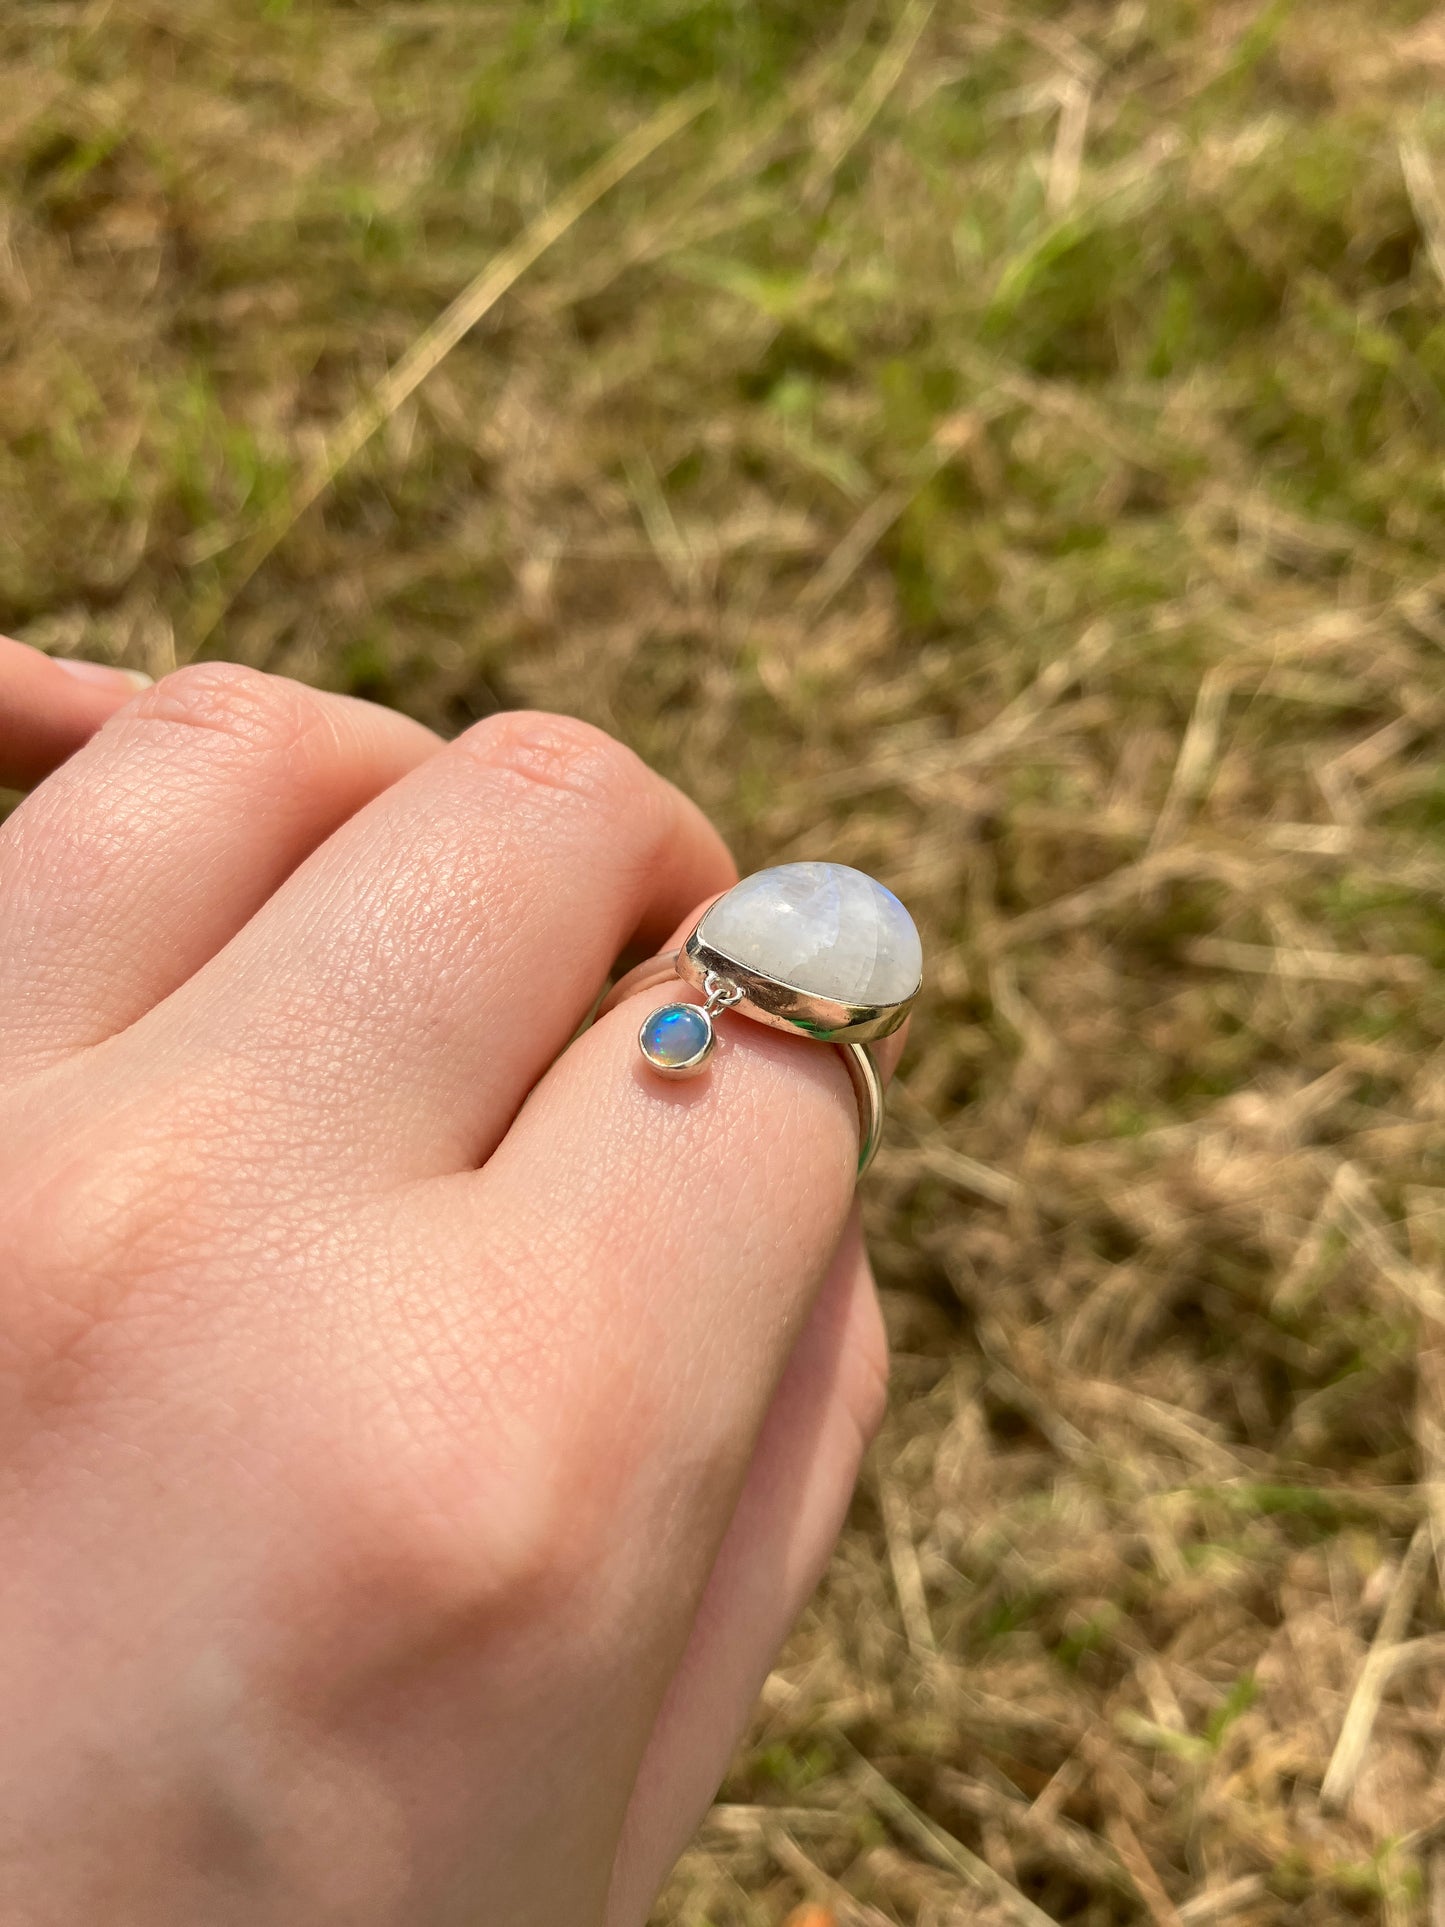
597 950 887 1174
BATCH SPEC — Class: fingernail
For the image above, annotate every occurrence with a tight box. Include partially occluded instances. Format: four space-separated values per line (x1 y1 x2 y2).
52 658 153 693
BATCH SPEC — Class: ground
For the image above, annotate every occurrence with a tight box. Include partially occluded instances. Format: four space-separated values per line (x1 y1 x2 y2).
5 2 1445 1921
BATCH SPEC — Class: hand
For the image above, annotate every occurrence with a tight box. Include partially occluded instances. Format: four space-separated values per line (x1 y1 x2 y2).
0 636 890 1925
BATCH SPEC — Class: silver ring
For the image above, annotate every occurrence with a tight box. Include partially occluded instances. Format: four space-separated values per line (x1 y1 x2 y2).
595 862 921 1176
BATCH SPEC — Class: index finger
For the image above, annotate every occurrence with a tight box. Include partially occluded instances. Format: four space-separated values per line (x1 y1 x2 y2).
0 635 152 790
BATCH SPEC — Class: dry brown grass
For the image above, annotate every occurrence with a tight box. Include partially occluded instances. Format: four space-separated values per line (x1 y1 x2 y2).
6 1 1445 1920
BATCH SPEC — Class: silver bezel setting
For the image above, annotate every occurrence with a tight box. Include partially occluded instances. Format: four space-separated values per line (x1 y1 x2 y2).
678 916 919 1045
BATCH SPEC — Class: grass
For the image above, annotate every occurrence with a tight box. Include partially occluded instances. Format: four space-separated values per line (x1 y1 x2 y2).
5 0 1445 1919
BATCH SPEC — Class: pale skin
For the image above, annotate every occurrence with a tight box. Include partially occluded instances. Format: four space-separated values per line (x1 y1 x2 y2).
0 634 895 1926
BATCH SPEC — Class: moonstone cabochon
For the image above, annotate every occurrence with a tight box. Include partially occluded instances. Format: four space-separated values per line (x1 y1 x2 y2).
698 862 922 1008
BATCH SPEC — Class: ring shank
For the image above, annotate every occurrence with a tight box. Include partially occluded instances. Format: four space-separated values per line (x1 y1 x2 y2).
597 950 885 1175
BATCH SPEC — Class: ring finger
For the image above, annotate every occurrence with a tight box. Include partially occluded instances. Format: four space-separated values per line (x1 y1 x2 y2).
392 996 905 1884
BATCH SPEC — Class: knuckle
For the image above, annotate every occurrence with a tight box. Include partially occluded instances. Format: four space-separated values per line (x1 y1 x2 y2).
133 662 324 765
0 1118 214 1387
323 1280 646 1636
319 1408 588 1638
462 709 652 815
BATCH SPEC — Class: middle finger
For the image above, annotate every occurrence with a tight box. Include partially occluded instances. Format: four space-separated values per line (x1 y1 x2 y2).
138 710 735 1181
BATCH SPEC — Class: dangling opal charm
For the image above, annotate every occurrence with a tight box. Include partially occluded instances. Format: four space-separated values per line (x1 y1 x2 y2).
637 1001 715 1078
637 973 743 1080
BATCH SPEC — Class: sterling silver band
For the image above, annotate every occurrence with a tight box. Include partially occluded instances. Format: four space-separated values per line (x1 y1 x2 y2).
598 950 886 1174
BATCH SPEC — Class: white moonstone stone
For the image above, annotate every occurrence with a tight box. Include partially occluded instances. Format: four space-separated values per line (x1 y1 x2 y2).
700 862 922 1007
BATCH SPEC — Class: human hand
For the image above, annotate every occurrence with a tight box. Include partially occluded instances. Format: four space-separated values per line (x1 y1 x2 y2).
0 636 891 1925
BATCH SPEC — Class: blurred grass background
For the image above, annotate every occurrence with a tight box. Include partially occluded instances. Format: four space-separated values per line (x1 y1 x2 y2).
6 1 1445 1920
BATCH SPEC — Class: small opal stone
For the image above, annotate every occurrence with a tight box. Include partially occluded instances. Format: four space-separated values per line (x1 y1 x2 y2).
699 862 922 1007
639 1001 714 1076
